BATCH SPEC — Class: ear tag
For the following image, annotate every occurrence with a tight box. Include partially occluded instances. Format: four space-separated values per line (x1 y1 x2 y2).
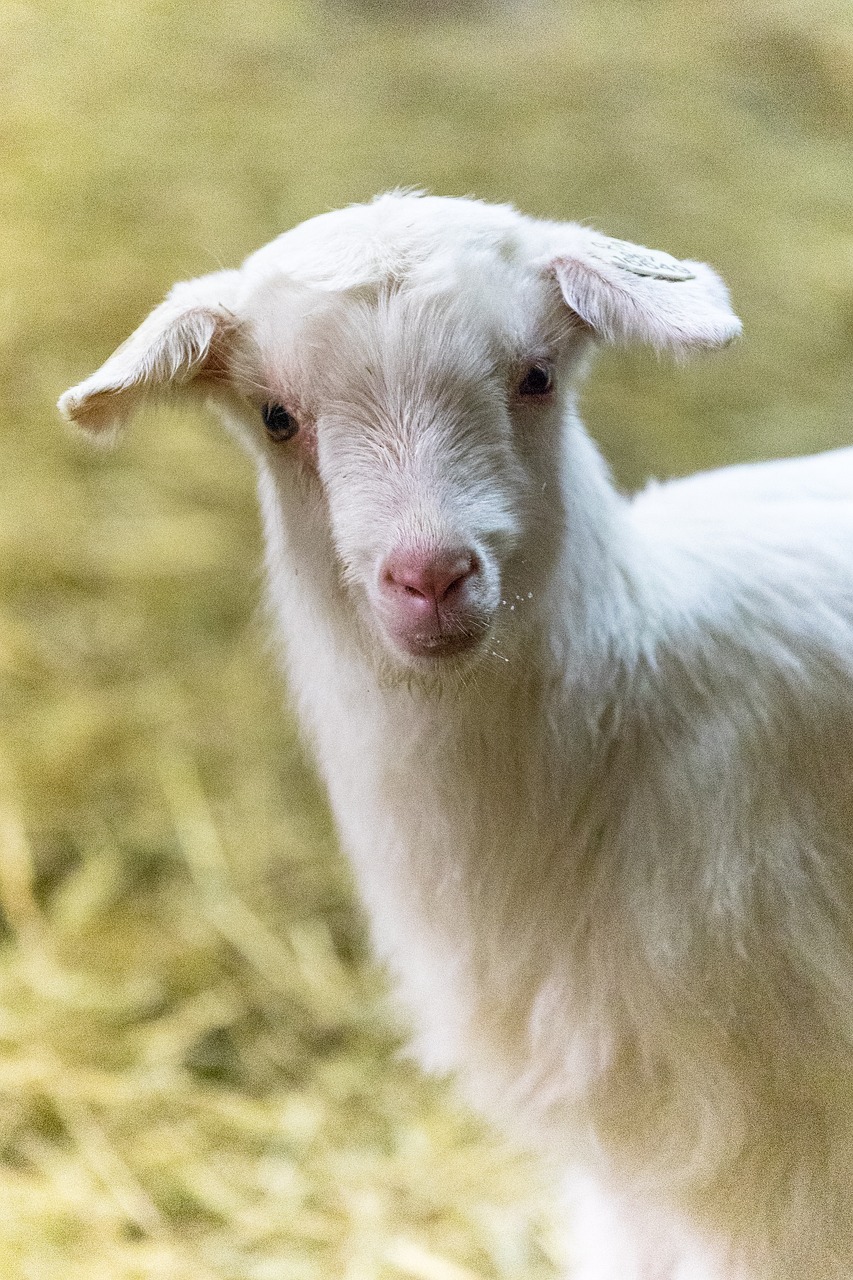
588 236 697 283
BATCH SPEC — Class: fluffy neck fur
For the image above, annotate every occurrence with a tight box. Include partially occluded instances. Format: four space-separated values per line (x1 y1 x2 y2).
254 402 654 1090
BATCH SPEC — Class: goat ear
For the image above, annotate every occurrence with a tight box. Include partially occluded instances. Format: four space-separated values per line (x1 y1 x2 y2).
58 270 242 436
550 233 741 355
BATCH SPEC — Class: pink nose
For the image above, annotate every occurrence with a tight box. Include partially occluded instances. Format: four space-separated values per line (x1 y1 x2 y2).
381 548 479 611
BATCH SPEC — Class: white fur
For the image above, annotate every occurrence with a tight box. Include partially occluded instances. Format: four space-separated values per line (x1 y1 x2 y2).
61 193 853 1279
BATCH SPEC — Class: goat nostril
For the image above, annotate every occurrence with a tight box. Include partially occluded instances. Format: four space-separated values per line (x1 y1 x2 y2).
440 562 474 602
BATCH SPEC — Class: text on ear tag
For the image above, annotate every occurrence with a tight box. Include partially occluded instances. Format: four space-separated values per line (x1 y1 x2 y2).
588 236 697 282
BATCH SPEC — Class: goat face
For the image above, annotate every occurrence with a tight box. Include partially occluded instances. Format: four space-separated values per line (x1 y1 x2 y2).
58 193 739 675
227 266 575 671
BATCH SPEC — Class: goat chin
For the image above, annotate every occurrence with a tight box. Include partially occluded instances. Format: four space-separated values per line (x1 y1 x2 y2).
60 192 853 1280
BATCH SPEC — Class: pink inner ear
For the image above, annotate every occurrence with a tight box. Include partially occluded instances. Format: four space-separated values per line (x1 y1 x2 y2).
552 251 742 356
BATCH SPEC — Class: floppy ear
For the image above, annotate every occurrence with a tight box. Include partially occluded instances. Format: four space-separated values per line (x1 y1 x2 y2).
58 270 242 435
549 232 741 356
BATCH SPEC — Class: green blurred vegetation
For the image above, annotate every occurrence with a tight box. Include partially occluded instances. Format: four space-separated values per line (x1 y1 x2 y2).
1 0 852 1275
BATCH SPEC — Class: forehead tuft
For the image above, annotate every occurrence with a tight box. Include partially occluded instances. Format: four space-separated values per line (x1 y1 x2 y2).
241 192 534 294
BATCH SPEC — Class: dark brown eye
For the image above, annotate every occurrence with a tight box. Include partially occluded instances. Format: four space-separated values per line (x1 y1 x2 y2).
518 363 553 398
262 403 299 442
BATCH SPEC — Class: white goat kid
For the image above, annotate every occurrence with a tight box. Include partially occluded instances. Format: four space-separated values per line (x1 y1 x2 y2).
60 193 853 1280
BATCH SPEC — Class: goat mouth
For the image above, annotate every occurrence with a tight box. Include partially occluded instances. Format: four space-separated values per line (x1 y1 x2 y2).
397 630 483 660
382 612 493 664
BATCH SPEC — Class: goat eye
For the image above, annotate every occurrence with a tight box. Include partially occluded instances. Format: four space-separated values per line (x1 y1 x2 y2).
518 363 553 397
262 403 299 442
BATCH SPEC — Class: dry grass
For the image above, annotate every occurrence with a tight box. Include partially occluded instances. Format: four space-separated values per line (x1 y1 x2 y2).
2 0 853 1275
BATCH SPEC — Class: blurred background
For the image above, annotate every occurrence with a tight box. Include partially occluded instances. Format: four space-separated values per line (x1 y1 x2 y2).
2 0 853 1275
